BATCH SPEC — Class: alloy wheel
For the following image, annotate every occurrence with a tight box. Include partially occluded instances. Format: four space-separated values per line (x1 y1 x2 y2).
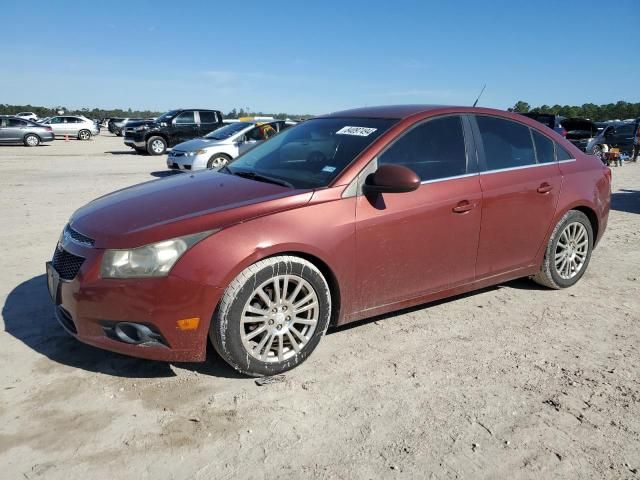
26 135 39 146
151 140 165 154
554 221 588 280
240 275 319 362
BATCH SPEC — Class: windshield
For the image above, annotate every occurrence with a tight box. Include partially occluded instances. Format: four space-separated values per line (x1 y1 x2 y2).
205 122 253 140
225 117 397 189
156 110 180 123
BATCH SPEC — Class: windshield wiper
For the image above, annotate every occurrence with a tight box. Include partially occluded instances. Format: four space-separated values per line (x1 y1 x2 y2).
231 170 294 188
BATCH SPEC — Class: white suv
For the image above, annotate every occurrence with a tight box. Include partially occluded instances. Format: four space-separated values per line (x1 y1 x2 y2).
40 116 99 140
16 112 38 122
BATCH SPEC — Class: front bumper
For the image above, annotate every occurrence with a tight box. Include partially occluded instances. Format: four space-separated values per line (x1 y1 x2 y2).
167 152 209 171
46 239 222 362
124 131 147 149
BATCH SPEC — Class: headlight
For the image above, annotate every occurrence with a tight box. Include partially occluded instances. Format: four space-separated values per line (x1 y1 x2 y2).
134 125 148 131
196 149 207 155
101 231 214 278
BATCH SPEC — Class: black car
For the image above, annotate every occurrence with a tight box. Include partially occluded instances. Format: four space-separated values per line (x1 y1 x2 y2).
587 120 640 160
520 112 566 136
123 109 224 155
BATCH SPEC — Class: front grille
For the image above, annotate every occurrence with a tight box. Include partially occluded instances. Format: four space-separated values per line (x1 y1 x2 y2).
65 224 94 246
52 247 84 280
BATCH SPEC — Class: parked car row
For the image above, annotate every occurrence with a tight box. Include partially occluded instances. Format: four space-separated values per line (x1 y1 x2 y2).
520 113 639 161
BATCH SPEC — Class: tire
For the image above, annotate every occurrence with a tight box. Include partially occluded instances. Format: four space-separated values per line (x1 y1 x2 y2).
592 145 603 162
24 134 40 147
210 255 332 377
206 153 231 169
532 210 593 289
146 136 167 156
115 129 123 137
78 129 91 141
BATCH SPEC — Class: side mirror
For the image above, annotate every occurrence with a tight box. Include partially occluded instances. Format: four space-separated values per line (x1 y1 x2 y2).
362 164 420 195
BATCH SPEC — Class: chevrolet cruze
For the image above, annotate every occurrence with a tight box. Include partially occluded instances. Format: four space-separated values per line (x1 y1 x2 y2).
47 105 611 376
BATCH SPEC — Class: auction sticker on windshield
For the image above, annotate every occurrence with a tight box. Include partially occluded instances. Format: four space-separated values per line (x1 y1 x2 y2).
336 126 377 136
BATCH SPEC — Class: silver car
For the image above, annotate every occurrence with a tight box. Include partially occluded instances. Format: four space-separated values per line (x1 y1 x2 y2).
0 116 55 146
40 115 99 140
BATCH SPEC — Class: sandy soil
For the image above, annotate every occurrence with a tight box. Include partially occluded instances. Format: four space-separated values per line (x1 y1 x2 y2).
0 134 639 479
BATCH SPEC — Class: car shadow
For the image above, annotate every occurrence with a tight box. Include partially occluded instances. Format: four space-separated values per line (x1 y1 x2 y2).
2 275 244 379
150 170 182 178
611 189 640 214
104 150 139 155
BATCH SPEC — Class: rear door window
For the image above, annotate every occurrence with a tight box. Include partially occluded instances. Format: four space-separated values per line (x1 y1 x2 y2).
198 111 218 124
476 116 536 170
7 118 28 127
531 130 555 164
378 115 468 181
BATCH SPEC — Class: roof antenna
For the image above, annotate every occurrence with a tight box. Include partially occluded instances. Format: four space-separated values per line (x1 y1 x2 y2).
472 84 486 107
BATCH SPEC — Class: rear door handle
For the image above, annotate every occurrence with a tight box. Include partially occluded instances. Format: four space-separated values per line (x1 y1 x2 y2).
452 200 474 213
537 183 553 194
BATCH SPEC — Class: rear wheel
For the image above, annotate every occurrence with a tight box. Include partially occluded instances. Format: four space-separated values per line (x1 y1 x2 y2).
206 153 231 169
532 210 593 289
146 136 167 155
78 129 91 141
24 134 40 147
210 256 332 377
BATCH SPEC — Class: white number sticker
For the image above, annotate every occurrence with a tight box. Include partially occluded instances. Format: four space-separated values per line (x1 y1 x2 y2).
336 126 377 137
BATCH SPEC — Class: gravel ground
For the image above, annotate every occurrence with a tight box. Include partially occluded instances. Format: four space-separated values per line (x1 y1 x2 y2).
1 134 639 479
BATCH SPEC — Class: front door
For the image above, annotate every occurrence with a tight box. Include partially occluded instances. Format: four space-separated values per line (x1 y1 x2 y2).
354 115 482 312
471 115 562 278
172 111 199 144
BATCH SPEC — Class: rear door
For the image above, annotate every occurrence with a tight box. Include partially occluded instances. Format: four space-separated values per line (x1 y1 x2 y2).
471 115 562 277
608 124 636 153
354 114 482 311
197 110 220 136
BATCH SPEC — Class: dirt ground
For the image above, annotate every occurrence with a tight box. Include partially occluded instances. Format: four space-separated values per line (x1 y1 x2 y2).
0 133 638 479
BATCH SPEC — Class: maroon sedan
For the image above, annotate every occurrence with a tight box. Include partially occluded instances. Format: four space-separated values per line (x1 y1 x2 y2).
46 105 611 376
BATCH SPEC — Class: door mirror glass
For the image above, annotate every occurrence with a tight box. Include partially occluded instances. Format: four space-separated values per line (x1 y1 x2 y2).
362 164 420 195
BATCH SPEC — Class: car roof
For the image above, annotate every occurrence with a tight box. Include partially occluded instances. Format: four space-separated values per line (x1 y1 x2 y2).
319 104 518 120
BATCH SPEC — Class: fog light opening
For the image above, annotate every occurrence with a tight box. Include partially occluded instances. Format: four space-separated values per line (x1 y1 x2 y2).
113 322 163 345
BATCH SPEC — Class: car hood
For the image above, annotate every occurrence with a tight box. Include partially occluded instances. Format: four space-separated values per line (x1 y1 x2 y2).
172 137 232 152
70 172 312 248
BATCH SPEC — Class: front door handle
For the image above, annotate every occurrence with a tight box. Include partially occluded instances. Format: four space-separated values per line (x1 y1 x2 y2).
452 200 474 213
537 183 553 194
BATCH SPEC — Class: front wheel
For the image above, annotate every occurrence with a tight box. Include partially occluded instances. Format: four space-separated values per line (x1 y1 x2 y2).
146 136 167 155
206 153 231 169
532 210 593 289
210 256 332 377
78 129 91 141
592 145 603 162
24 134 40 147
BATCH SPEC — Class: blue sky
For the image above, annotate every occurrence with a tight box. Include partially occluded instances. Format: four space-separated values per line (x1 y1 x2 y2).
2 0 638 114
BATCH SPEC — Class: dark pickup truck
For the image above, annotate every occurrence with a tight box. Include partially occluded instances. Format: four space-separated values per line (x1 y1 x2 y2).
123 109 224 155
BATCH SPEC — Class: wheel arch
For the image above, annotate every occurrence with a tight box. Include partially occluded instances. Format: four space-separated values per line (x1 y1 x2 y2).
572 205 599 242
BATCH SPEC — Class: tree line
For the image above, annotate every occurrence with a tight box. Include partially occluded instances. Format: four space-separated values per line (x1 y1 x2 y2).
0 104 313 121
510 100 640 121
